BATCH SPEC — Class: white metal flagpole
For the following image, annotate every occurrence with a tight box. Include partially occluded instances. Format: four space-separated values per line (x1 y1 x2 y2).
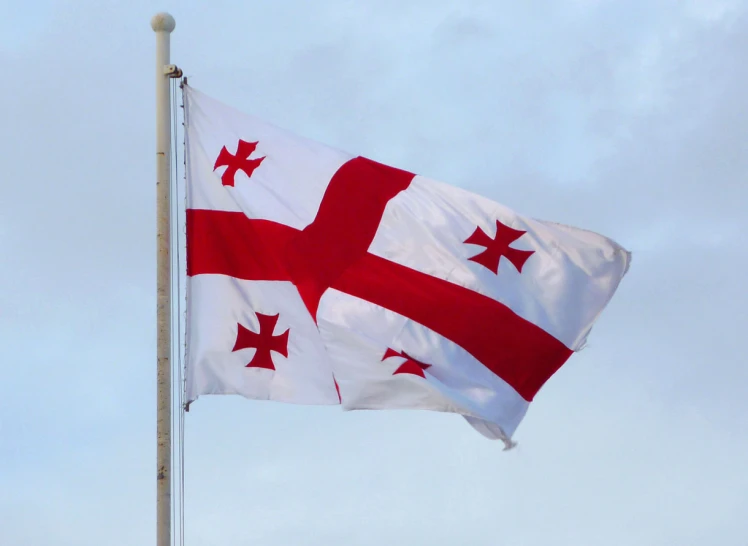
151 12 180 546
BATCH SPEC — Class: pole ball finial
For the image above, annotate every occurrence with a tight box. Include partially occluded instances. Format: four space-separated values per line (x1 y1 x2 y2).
151 12 176 33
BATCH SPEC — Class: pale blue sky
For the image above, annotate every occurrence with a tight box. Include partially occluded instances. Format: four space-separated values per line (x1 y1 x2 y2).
1 1 747 545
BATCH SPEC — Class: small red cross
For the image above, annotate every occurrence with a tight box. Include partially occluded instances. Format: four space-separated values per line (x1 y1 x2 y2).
464 219 535 274
213 139 266 187
382 348 432 378
232 312 289 370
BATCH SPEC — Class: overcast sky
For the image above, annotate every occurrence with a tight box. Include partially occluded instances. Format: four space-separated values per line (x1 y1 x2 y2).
1 0 747 545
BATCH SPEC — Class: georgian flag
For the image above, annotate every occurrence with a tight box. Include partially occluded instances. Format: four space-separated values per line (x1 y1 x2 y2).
184 84 630 447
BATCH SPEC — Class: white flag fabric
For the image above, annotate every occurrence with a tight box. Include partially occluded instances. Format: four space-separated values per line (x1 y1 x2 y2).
184 84 630 447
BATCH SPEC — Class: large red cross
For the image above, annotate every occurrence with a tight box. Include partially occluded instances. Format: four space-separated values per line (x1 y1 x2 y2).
188 151 572 401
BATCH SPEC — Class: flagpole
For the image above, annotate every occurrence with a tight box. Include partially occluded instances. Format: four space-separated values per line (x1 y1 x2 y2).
151 12 178 546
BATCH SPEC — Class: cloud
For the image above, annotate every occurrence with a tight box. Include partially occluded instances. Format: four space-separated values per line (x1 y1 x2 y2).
1 0 746 544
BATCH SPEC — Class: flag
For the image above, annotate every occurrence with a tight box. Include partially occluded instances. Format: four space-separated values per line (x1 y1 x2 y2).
183 84 630 447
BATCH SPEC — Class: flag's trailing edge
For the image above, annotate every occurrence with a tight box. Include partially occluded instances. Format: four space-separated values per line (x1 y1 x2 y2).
182 83 630 448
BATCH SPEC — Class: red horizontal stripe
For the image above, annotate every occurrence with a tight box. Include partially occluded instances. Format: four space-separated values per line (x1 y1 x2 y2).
187 209 572 400
187 210 294 280
337 254 572 400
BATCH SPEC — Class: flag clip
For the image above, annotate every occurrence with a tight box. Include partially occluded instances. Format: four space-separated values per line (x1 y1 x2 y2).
164 64 183 78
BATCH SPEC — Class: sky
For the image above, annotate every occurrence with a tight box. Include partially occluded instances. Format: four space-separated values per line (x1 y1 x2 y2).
1 0 747 544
